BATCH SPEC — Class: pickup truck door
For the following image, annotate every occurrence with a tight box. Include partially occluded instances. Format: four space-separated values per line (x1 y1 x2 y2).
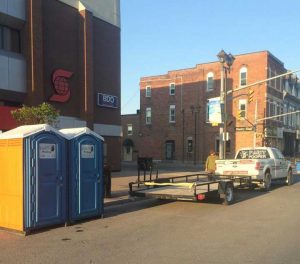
271 149 284 178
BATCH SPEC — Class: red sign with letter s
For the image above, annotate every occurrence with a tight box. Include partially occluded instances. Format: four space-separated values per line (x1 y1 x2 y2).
49 69 73 103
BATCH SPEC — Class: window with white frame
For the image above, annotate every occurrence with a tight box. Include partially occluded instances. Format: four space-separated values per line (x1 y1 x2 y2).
146 86 151 97
238 99 247 118
146 107 151 124
169 83 175 95
206 72 214 91
206 102 209 122
276 103 280 121
169 105 176 123
240 67 247 86
127 124 133 136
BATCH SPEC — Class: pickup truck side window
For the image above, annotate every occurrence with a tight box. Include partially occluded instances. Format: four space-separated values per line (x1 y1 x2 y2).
236 149 270 159
272 149 284 159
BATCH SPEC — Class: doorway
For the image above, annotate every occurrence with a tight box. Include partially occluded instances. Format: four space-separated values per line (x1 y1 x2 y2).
165 140 175 160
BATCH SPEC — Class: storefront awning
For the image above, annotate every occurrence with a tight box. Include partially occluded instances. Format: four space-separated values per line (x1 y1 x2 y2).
0 106 18 131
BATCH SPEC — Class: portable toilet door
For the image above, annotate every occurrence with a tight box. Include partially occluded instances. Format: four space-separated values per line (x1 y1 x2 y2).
60 128 104 222
0 124 68 233
24 129 67 230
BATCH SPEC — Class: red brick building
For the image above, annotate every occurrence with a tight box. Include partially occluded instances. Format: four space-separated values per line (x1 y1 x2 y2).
133 51 300 163
0 0 121 170
121 111 141 161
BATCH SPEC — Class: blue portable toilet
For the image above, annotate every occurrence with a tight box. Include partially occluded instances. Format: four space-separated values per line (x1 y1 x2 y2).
0 124 68 233
60 127 104 222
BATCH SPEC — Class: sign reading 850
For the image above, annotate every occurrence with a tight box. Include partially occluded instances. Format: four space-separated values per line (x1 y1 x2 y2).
97 93 118 108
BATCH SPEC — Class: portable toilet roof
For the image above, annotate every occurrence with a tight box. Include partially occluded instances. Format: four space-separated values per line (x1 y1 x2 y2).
0 124 68 139
59 127 104 141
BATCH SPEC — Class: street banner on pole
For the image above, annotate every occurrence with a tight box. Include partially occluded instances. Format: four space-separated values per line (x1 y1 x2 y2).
207 97 222 124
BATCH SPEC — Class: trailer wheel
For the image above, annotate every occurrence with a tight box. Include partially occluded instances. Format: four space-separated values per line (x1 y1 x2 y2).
286 170 294 186
223 183 234 205
263 171 271 191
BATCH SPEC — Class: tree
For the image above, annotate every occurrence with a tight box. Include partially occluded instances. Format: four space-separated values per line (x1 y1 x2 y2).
11 103 60 126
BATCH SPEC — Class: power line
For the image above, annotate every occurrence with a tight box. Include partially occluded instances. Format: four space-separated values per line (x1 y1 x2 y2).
121 88 139 111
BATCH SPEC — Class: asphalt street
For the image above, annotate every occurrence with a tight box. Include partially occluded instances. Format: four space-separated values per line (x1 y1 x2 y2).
1 177 300 264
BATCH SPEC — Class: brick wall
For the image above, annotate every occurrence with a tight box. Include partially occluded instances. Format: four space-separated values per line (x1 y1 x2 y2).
137 51 291 162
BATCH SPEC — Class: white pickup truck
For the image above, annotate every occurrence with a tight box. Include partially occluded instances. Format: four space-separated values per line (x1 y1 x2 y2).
215 147 293 190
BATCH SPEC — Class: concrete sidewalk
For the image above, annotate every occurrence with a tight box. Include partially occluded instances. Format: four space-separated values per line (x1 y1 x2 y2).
104 163 202 207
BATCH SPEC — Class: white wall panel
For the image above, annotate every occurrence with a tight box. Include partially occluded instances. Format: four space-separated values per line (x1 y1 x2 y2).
8 0 26 20
94 123 122 137
59 0 120 27
0 51 26 93
56 116 87 129
0 53 9 89
0 0 26 21
0 1 8 15
8 55 26 93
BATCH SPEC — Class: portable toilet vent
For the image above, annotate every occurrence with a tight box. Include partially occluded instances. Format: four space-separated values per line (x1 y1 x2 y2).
0 124 68 233
60 127 104 222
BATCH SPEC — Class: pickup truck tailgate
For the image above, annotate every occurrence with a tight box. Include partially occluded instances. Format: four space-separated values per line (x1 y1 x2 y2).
216 159 257 175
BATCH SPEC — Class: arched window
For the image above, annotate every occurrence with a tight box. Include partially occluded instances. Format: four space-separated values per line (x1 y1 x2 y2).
240 67 247 86
206 72 214 91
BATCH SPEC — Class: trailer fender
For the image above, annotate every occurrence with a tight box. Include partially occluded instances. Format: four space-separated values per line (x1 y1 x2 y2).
218 181 233 195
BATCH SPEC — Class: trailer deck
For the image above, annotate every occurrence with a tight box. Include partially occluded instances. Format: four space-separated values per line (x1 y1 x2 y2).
129 173 253 205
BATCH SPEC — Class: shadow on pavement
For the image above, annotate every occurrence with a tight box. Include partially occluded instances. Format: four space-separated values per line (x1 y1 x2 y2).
104 198 175 218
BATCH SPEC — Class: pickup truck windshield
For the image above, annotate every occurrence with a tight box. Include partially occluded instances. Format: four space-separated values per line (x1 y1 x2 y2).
236 149 270 159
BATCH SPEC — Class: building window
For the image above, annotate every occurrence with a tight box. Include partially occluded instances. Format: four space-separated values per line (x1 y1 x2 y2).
169 105 176 123
238 99 247 118
0 25 21 53
268 68 276 88
240 67 247 86
206 102 209 122
169 83 175 95
206 72 214 91
146 107 151 124
127 124 133 136
187 138 193 153
146 86 151 97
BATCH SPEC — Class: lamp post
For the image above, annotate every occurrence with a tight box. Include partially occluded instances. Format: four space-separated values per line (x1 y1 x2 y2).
217 50 235 159
191 105 200 164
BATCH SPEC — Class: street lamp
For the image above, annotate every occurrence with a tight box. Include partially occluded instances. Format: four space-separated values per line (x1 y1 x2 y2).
191 105 200 165
217 50 235 159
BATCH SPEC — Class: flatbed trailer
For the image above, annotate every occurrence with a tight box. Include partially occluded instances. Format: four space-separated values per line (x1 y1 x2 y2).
129 173 253 205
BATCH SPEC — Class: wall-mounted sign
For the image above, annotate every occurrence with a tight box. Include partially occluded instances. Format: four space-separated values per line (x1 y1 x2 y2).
49 69 73 103
264 127 278 138
97 93 118 108
39 143 56 159
81 144 95 159
235 127 253 131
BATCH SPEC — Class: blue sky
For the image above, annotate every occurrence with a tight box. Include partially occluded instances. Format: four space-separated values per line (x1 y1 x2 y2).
120 0 300 115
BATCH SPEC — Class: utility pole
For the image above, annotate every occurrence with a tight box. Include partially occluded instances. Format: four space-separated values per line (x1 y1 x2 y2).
217 50 235 159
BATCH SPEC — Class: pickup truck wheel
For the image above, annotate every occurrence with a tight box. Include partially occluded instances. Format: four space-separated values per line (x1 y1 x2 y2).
223 184 234 205
286 170 294 186
263 172 271 191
